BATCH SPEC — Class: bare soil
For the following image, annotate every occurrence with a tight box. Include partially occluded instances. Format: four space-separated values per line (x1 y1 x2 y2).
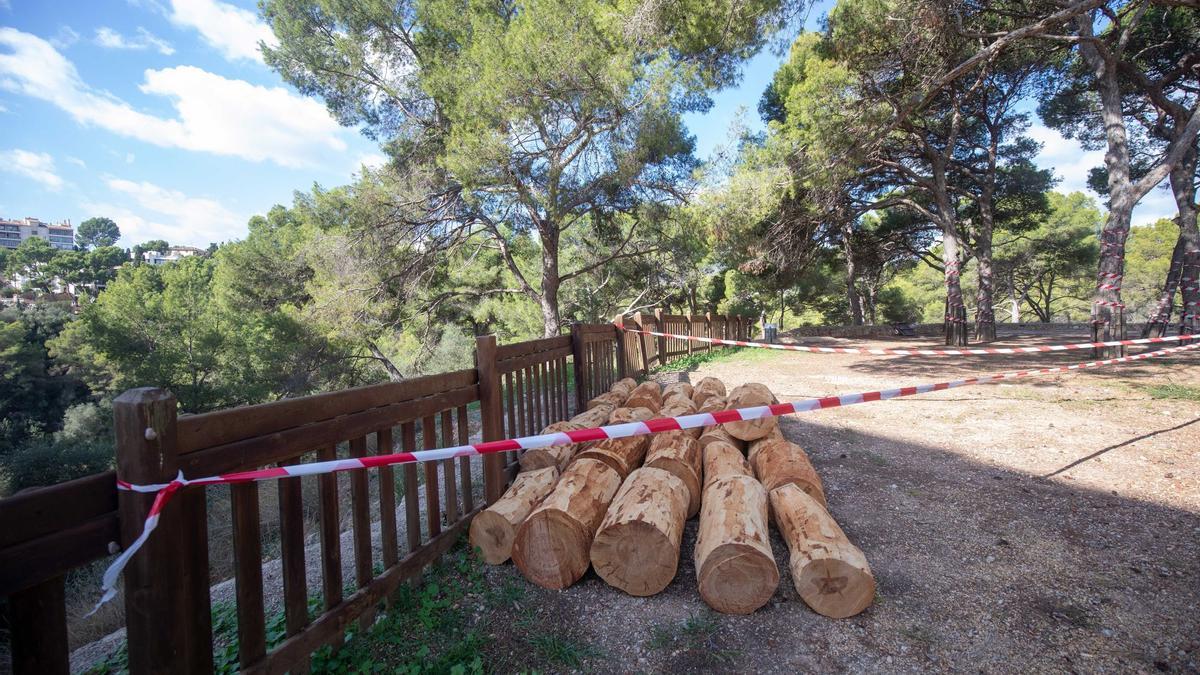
473 331 1200 673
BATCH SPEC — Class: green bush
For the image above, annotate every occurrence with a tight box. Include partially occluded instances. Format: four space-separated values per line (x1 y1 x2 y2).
2 435 113 494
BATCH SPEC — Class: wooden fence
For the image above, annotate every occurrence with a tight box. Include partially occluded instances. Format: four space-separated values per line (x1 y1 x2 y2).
0 313 748 674
618 310 753 375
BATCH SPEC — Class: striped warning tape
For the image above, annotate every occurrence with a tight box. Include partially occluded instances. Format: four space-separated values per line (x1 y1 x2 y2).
618 327 1197 356
93 341 1199 611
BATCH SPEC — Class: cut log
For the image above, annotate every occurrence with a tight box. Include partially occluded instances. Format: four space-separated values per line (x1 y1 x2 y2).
703 440 751 489
590 467 689 596
607 406 655 424
611 377 637 397
520 422 584 473
625 381 663 412
699 425 743 454
663 381 694 401
512 458 623 589
469 466 560 564
661 396 697 416
694 475 779 614
692 377 726 407
645 431 703 518
747 425 786 462
724 383 779 442
662 390 692 409
588 391 626 410
572 436 649 479
750 439 826 508
571 403 613 428
770 483 875 618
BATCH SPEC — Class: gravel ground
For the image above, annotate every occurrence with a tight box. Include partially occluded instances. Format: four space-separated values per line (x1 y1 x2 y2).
474 331 1200 673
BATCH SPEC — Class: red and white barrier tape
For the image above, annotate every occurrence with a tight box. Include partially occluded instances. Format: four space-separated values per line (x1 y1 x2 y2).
618 327 1197 356
93 342 1199 613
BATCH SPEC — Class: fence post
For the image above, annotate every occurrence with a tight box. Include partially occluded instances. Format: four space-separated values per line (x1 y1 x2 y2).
704 312 713 352
114 387 213 675
653 309 667 364
8 576 68 674
476 335 507 504
571 323 587 411
612 315 629 380
633 312 651 376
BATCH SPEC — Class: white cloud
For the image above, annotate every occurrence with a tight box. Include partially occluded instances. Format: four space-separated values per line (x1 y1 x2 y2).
356 152 388 171
85 177 248 246
67 156 87 167
0 28 346 168
167 0 278 63
50 26 79 49
94 27 175 55
0 102 7 113
0 149 64 190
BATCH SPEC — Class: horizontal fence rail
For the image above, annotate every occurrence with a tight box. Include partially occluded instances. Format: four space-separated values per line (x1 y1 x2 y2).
0 311 749 674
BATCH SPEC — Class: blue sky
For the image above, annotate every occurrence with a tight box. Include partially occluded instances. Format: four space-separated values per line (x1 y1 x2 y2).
0 1 1175 249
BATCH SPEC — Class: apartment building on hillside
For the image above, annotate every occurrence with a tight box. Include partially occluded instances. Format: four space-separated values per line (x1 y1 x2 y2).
0 217 75 250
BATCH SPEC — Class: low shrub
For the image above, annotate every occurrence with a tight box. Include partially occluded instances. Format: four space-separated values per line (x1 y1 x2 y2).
2 434 114 494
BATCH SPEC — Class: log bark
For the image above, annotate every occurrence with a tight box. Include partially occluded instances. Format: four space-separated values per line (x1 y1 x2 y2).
573 436 650 479
694 475 779 614
692 377 726 407
703 440 751 489
645 431 703 518
571 404 613 428
607 406 655 424
520 422 584 473
770 484 875 619
750 439 826 508
611 377 638 397
664 382 694 401
699 425 743 454
470 467 560 564
725 383 779 442
661 397 700 438
625 381 663 412
590 467 689 596
747 425 785 461
588 391 626 410
512 458 623 589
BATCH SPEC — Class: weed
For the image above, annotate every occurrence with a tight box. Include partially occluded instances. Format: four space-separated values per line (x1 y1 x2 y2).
528 634 599 668
645 611 719 652
651 347 747 373
1143 383 1200 401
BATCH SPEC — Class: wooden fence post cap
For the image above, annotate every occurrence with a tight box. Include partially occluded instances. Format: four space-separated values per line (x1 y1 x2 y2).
114 387 175 406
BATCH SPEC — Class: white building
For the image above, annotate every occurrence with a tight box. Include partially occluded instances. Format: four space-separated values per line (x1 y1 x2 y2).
0 217 75 250
141 245 205 265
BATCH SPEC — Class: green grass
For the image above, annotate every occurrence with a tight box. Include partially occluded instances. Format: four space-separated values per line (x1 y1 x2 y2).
528 634 601 668
651 347 759 373
1143 383 1200 401
645 611 720 651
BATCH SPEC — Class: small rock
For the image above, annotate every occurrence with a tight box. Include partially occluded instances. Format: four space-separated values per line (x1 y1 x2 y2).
986 555 995 563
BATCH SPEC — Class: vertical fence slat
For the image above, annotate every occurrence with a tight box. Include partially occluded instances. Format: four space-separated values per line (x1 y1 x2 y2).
504 371 516 439
278 457 308 643
422 416 442 537
8 575 68 675
377 427 399 570
571 324 586 412
316 444 343 623
348 436 372 590
457 405 473 513
401 422 420 552
231 482 266 668
441 410 458 524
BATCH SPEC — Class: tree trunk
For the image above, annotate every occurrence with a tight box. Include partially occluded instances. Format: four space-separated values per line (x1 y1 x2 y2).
769 483 875 619
512 458 623 589
625 381 663 412
840 219 864 325
470 466 560 564
519 422 584 473
691 376 726 408
1171 149 1199 336
572 436 649 480
694 474 779 614
1007 271 1020 323
590 467 689 596
974 189 997 343
1143 235 1186 338
724 383 779 442
540 228 562 338
645 431 703 518
702 439 751 489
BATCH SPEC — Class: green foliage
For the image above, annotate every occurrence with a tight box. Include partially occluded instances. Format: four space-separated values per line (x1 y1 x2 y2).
6 236 58 290
1143 384 1200 401
528 634 599 669
2 435 113 494
0 302 86 451
1123 218 1179 321
75 217 121 250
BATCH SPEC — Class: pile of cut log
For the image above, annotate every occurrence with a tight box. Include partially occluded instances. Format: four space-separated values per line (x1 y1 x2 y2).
468 374 875 618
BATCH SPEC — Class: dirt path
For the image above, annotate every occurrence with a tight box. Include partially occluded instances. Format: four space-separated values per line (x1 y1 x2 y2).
474 331 1200 673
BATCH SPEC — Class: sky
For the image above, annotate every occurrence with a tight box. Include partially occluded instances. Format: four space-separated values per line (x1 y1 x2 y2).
0 1 1177 250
